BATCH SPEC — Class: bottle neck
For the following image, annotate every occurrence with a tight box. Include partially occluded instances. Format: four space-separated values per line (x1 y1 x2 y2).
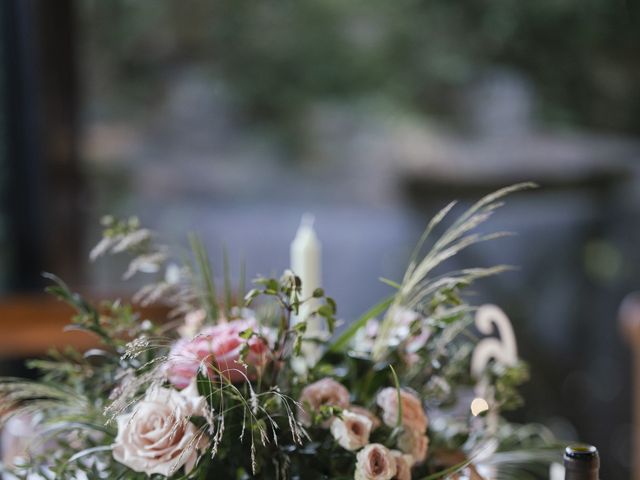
564 468 599 480
564 445 599 480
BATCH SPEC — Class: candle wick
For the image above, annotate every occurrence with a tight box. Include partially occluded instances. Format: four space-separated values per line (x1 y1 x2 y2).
301 213 315 228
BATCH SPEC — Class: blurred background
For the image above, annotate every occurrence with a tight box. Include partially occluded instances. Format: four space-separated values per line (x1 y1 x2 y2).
1 0 639 477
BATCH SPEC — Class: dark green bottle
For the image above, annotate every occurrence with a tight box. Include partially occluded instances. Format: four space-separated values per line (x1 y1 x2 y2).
564 444 599 480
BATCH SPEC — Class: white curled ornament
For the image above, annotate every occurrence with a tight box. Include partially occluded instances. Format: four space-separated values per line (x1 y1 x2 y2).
470 304 518 379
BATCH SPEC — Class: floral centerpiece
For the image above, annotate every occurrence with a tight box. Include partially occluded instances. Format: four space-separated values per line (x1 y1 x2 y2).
0 184 558 479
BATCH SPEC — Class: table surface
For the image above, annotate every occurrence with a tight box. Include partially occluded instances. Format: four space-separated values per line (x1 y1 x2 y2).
0 294 167 357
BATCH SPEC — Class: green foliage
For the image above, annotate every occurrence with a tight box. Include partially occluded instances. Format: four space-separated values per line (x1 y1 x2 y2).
246 271 338 363
80 0 640 137
0 187 557 478
188 233 219 320
491 361 530 411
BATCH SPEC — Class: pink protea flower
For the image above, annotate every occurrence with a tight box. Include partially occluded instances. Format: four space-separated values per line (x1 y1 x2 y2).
166 318 271 387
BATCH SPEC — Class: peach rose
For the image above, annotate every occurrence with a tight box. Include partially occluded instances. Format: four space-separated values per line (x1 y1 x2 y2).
330 410 372 451
376 388 428 433
397 428 429 465
355 443 397 480
298 378 350 427
112 386 208 476
390 450 413 480
166 318 271 387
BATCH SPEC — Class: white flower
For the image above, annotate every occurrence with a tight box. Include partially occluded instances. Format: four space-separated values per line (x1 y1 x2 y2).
376 388 428 433
89 236 114 261
349 405 382 430
351 308 428 355
388 307 420 347
112 386 209 477
390 450 413 480
113 228 152 253
330 410 372 451
351 318 380 353
394 308 429 354
397 428 429 465
355 443 397 480
124 251 167 280
164 263 182 285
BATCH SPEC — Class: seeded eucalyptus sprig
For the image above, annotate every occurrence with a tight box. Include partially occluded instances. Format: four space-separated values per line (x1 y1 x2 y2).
245 271 337 361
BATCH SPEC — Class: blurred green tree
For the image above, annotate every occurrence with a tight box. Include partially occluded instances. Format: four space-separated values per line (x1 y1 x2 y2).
79 0 640 133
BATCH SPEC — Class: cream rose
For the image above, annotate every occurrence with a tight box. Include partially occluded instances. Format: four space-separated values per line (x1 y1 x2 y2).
355 443 397 480
298 378 350 427
349 405 382 430
390 450 413 480
330 410 372 451
397 428 429 465
376 388 428 433
112 386 209 476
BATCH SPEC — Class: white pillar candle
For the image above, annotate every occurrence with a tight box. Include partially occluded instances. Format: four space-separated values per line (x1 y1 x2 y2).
290 214 323 364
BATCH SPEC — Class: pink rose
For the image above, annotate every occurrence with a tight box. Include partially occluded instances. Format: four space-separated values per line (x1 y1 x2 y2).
166 318 271 387
376 388 428 433
297 378 350 427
